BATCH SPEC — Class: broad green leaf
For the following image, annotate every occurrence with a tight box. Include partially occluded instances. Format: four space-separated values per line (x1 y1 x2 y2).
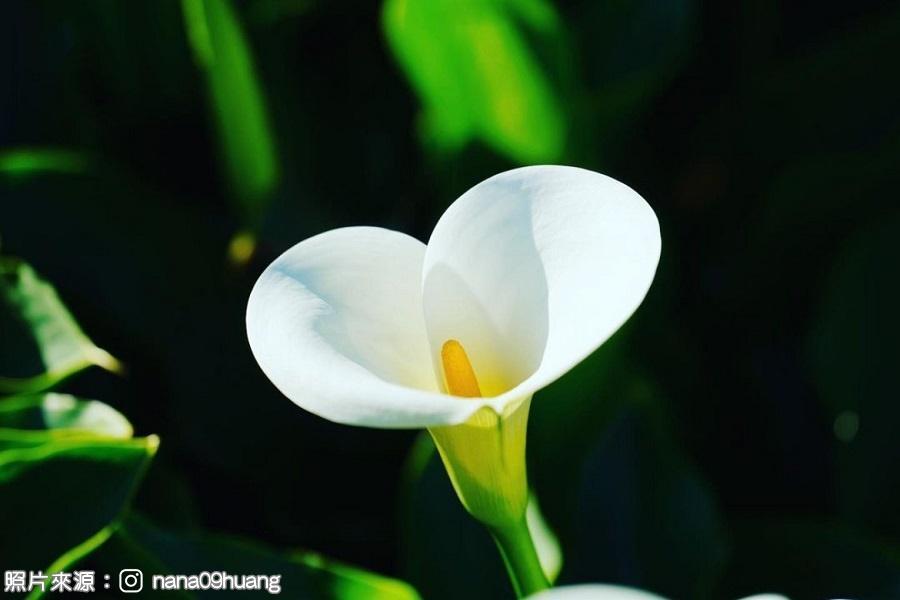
181 0 280 229
399 434 562 600
0 258 122 394
0 393 132 439
527 333 633 530
808 213 900 539
717 519 900 599
92 513 421 599
25 526 118 600
0 391 155 594
0 432 158 573
248 0 317 25
563 398 728 599
0 148 89 178
383 0 566 163
576 0 696 152
710 4 900 166
744 140 900 298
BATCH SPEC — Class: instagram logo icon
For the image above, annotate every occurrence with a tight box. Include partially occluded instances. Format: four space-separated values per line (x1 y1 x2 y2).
119 569 143 593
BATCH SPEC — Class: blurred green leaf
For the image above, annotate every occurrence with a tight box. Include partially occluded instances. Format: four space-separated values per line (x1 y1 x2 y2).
577 0 696 148
808 213 900 539
528 334 632 530
248 0 316 25
580 0 696 87
0 430 158 575
561 394 728 599
745 140 900 297
718 519 900 599
0 258 122 394
470 327 727 598
398 434 561 600
0 148 89 179
93 513 421 599
711 4 900 168
383 0 566 163
0 393 133 439
181 0 280 228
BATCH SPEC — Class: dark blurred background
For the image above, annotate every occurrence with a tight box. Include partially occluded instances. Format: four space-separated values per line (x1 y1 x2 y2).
3 1 900 598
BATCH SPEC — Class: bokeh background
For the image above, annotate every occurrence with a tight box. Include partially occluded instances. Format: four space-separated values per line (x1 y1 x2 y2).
3 1 900 598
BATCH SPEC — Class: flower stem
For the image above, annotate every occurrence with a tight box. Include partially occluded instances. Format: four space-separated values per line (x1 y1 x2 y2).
489 517 549 598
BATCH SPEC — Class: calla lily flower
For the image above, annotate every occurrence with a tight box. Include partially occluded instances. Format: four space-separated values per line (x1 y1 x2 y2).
246 165 660 595
527 585 666 600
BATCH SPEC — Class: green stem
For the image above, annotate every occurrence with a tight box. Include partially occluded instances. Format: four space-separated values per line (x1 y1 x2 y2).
489 517 550 598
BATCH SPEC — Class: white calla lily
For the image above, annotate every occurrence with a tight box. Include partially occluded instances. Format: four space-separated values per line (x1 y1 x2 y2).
526 585 789 600
247 165 659 426
527 584 667 600
247 165 660 596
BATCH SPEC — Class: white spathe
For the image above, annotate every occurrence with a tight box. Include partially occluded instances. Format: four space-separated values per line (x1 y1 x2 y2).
246 165 661 428
526 586 789 600
527 585 667 600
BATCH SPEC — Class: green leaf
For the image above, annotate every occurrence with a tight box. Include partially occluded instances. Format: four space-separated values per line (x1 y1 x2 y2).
498 324 726 598
399 434 561 599
714 4 900 165
181 0 280 229
0 431 158 573
93 513 421 599
383 0 566 163
577 0 697 150
734 132 900 317
808 213 900 539
0 258 122 394
0 148 89 179
0 391 156 595
718 519 900 599
0 393 133 439
528 334 633 529
562 397 728 599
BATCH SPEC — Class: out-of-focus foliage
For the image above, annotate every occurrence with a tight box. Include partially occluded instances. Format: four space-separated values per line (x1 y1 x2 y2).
0 256 421 600
564 401 727 599
529 333 726 599
181 0 279 230
93 514 421 600
808 216 900 539
0 391 156 577
721 520 900 599
0 393 133 438
0 148 89 178
0 259 122 394
383 0 566 163
576 0 696 156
